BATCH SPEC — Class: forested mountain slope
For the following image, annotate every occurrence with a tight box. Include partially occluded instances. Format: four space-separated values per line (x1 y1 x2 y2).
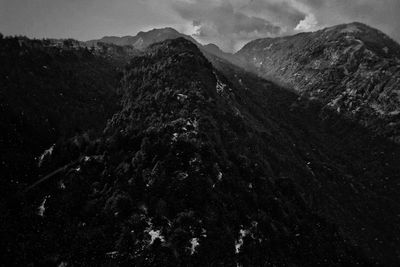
7 38 400 266
0 36 121 198
237 22 400 142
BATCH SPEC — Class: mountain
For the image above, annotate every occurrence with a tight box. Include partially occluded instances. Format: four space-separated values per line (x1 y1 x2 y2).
202 43 244 66
208 50 400 266
3 23 400 266
0 36 121 199
87 27 241 65
6 37 400 266
86 27 200 50
237 22 400 142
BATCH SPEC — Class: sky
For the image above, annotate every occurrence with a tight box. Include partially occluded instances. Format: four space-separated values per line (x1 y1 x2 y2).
1 0 400 52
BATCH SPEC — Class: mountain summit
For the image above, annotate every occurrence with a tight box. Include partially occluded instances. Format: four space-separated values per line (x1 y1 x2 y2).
237 22 400 142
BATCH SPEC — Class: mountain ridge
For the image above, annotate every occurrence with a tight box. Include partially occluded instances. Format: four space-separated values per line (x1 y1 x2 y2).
236 22 400 142
10 37 376 266
86 27 200 50
85 27 242 65
2 23 400 266
4 37 400 266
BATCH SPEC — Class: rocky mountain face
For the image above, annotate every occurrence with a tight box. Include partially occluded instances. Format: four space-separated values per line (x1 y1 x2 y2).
5 37 400 266
237 22 400 142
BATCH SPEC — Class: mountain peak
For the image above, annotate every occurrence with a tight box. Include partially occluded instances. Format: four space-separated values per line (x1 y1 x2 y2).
87 27 198 50
203 43 220 50
147 37 201 54
237 21 400 142
337 21 372 30
137 27 180 36
321 21 384 36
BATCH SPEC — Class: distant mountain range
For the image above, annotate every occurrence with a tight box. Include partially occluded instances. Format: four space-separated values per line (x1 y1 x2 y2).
1 23 400 266
87 27 200 49
86 23 400 144
86 27 240 64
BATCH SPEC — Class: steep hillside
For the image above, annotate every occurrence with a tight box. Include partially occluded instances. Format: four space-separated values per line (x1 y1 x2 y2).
208 53 400 266
237 22 400 142
0 36 121 196
8 38 400 266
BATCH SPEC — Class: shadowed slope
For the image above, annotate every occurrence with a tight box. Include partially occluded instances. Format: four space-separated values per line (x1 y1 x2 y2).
8 38 388 266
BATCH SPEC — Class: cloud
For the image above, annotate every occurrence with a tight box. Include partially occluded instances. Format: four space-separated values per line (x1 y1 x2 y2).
242 0 307 29
295 13 318 31
2 0 400 51
170 0 284 51
146 0 400 52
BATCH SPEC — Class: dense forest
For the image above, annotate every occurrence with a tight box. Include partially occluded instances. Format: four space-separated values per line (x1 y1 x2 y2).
0 36 124 266
2 36 400 266
0 35 124 195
